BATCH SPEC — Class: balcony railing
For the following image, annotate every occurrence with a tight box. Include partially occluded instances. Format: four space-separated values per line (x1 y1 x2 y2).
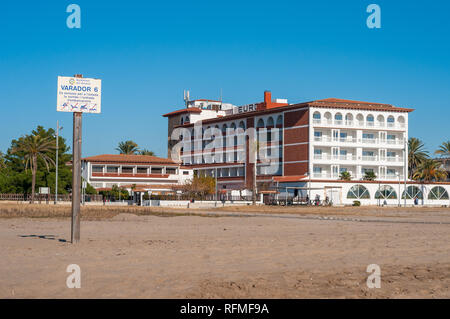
312 119 406 130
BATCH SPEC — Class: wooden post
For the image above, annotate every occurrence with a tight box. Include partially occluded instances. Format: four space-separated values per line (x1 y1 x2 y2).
71 74 83 244
72 111 82 243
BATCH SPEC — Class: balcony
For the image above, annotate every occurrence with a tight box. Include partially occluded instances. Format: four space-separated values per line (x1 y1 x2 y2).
312 119 406 130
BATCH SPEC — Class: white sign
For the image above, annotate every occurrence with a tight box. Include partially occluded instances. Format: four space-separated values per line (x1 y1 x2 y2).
39 187 50 194
57 76 101 113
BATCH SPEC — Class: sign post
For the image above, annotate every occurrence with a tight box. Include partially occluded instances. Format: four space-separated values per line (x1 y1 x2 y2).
57 74 101 243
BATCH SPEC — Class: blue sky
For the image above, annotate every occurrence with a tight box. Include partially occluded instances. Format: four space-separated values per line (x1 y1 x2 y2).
0 0 449 157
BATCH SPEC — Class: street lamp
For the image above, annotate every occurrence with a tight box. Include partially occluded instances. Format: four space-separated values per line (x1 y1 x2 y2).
54 121 63 204
396 171 400 207
305 171 311 204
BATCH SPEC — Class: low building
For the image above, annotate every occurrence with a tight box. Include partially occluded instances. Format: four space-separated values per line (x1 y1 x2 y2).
81 154 193 194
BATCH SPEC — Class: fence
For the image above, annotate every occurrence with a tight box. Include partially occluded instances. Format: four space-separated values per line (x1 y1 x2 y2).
0 193 103 202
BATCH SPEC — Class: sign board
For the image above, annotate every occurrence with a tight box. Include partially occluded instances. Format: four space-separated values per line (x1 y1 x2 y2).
39 187 50 194
57 76 101 113
233 103 257 114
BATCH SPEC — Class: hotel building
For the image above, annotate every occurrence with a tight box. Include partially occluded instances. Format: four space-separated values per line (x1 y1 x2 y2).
163 91 450 205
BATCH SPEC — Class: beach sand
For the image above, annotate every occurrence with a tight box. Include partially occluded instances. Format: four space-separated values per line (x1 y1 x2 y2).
0 207 449 298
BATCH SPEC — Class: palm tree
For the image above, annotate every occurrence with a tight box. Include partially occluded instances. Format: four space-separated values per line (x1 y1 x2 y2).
408 137 429 179
363 171 377 181
339 171 351 181
412 158 448 182
435 141 450 169
11 135 55 203
139 149 155 156
116 140 139 155
435 141 450 158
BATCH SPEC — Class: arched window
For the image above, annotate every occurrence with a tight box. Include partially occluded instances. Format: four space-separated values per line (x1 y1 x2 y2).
185 116 189 124
387 115 395 127
366 114 374 126
335 113 343 121
375 185 397 199
267 117 274 127
238 121 245 129
347 185 370 199
402 186 423 199
377 115 384 127
180 117 184 125
276 115 283 127
345 113 353 125
398 116 405 127
356 114 364 126
428 186 449 200
324 112 332 124
257 118 265 128
313 112 321 122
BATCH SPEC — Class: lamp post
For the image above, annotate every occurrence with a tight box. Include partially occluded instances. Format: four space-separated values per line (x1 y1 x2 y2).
396 171 400 207
305 171 311 205
54 121 63 204
215 167 218 206
404 138 407 207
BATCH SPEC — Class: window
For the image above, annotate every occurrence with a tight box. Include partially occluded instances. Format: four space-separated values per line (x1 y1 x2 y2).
122 166 133 174
363 151 374 156
339 167 348 173
340 132 347 138
106 166 118 173
92 165 103 173
340 150 347 155
183 171 190 175
387 169 396 176
347 185 370 199
367 115 374 122
387 134 395 140
313 112 321 119
314 149 322 155
137 167 148 174
313 167 322 173
387 151 396 157
314 131 322 137
428 186 449 200
362 168 374 173
151 167 162 174
375 185 397 199
363 133 374 139
402 186 423 199
166 168 177 174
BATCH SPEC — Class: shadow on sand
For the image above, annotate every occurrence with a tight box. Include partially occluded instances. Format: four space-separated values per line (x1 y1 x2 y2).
18 234 67 242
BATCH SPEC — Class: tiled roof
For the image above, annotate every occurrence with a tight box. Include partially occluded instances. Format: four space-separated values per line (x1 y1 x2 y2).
162 107 202 117
309 98 414 112
82 154 179 165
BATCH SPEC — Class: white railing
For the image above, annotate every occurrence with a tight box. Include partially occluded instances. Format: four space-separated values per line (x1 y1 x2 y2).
362 138 376 144
334 120 343 125
362 155 378 161
313 119 321 124
313 119 406 130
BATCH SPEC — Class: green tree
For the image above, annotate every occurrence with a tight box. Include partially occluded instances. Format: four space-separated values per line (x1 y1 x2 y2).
116 140 139 154
363 171 377 181
408 137 429 179
10 134 55 203
412 159 448 182
435 141 450 158
0 151 5 170
2 126 72 196
339 171 351 181
139 149 155 156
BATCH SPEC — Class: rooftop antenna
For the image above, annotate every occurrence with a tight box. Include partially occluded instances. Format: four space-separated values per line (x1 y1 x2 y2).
184 90 190 108
220 88 223 109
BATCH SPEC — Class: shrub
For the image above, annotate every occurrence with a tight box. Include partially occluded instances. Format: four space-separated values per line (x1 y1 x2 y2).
352 200 361 206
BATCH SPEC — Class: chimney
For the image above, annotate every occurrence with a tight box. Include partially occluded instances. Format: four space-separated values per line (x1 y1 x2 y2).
264 90 272 106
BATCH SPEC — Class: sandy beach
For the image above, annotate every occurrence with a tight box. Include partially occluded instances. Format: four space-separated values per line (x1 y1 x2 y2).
0 205 449 298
